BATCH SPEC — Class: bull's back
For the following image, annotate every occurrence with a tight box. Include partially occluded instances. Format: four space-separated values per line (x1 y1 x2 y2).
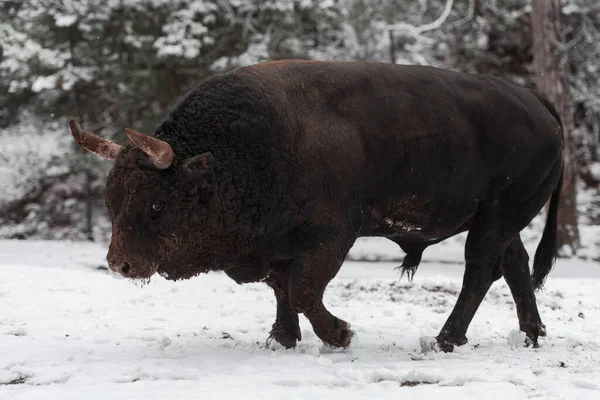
240 61 560 203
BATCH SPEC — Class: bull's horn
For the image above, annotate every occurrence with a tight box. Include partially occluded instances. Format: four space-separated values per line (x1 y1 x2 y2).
69 120 122 160
125 128 174 169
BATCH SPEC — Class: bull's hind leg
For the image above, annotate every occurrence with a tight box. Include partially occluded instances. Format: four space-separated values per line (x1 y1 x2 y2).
502 235 546 347
288 232 355 348
436 210 506 352
265 261 301 349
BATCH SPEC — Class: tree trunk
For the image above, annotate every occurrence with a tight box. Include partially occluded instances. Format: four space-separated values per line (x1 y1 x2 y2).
531 0 580 254
84 171 94 242
388 29 396 64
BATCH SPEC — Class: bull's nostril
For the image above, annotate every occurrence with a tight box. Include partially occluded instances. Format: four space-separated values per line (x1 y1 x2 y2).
121 262 131 276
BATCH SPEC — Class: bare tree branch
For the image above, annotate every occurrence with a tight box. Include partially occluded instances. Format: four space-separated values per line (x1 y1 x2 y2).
387 0 455 40
448 0 476 29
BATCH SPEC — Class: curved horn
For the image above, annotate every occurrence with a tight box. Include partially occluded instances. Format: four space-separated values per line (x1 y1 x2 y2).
69 120 122 160
125 128 174 169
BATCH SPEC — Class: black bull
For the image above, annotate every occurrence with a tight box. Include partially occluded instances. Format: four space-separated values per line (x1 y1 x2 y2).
70 60 563 352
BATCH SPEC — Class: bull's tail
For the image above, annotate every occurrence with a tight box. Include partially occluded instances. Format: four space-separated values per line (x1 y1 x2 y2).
532 167 562 290
532 94 564 291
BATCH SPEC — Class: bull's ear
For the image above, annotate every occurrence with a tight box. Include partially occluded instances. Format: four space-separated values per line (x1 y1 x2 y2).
181 152 215 192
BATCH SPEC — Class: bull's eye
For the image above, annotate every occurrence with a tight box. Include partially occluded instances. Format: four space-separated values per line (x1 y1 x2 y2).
151 201 164 212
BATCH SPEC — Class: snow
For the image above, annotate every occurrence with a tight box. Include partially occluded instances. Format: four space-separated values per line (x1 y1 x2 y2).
54 15 78 28
1 239 600 399
31 75 57 92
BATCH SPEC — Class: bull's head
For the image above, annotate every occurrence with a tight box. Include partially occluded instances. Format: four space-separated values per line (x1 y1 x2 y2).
69 121 217 280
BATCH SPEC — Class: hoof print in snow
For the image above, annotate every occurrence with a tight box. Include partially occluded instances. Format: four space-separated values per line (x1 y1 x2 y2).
6 328 26 336
158 336 171 350
220 332 233 340
401 380 434 387
1 375 29 385
305 346 321 356
507 329 527 349
419 336 439 353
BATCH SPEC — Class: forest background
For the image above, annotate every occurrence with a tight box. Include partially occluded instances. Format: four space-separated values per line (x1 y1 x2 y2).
0 0 598 258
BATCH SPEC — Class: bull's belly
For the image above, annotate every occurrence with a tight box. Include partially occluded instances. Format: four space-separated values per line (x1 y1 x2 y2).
357 220 463 241
357 195 478 240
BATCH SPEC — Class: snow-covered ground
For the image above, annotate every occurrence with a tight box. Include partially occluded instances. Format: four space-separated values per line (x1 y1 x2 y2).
1 238 599 399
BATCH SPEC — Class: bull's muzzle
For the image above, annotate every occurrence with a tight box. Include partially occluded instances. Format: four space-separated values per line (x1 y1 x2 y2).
107 254 132 277
107 237 134 277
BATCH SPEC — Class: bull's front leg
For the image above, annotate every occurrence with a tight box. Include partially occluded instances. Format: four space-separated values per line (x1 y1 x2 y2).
264 262 301 349
223 258 301 348
288 233 354 348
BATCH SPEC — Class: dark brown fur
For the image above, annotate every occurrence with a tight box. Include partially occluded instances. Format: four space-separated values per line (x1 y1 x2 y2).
100 60 563 351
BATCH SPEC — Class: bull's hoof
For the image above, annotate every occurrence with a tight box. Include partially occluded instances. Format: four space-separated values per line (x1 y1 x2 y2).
324 317 353 348
267 322 301 349
523 322 546 348
436 334 468 353
315 317 353 348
